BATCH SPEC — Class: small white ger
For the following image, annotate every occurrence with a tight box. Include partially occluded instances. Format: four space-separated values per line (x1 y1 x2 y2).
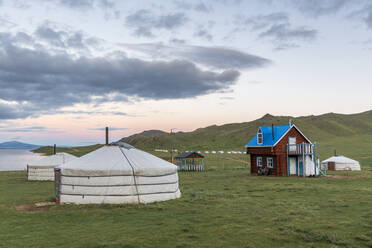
27 152 77 181
321 155 361 171
54 142 181 205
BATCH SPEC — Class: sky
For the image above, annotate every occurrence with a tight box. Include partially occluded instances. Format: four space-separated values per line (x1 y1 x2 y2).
0 0 371 146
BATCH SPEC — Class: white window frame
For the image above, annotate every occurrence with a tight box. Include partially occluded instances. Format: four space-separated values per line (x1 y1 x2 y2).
267 157 274 169
257 129 263 145
257 156 263 167
288 136 297 152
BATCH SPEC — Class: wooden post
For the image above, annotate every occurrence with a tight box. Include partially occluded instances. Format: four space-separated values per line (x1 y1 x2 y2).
105 127 109 145
313 143 316 176
302 143 305 177
54 168 61 204
170 128 176 164
297 156 299 177
286 144 289 176
53 144 56 155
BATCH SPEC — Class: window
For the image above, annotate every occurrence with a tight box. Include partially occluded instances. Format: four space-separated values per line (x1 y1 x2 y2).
257 129 263 144
267 157 274 169
257 157 263 167
289 137 296 144
288 136 296 152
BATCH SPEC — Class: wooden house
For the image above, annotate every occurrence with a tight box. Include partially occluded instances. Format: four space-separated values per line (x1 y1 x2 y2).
246 124 319 177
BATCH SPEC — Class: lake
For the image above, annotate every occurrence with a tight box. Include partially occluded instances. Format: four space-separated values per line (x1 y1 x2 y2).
0 149 44 171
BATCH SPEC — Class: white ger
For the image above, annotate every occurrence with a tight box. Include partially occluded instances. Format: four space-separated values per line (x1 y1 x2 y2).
321 155 361 171
27 153 77 181
54 142 181 204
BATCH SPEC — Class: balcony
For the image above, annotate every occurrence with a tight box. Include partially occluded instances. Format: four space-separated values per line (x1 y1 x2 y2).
287 143 315 155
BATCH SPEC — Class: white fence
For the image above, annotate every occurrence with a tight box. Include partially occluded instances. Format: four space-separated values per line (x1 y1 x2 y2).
154 149 245 155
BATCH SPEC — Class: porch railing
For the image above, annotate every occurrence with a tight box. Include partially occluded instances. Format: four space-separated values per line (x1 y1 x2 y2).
177 163 204 171
287 143 314 155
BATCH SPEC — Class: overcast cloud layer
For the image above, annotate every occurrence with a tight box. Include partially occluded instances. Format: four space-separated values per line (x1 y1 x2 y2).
0 0 370 125
0 26 264 119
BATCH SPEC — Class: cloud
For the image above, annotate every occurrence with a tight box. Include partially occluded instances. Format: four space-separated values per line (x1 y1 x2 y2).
0 102 30 119
13 0 120 20
125 9 188 37
184 46 271 69
0 16 17 28
0 29 241 120
122 43 272 70
363 5 372 29
0 125 48 132
243 12 289 30
88 127 127 131
55 0 116 10
58 0 95 9
57 110 127 116
194 26 213 41
247 80 263 84
259 23 317 49
237 12 317 49
347 3 372 29
214 0 242 5
194 3 210 13
220 96 235 100
169 38 186 44
173 1 212 13
287 0 350 17
34 22 100 51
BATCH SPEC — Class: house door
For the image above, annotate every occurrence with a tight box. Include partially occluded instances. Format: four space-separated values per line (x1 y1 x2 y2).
289 157 297 175
299 161 304 176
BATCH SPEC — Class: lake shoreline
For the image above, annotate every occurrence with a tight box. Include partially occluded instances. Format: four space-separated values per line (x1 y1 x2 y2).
0 149 44 172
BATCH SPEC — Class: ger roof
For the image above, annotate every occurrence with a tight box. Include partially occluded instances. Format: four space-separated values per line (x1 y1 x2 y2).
28 152 77 166
245 124 310 147
57 142 177 177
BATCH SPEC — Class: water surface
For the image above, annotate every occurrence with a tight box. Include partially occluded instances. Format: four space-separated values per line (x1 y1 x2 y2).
0 149 44 171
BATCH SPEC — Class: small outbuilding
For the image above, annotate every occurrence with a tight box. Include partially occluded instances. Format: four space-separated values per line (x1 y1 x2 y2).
175 152 204 171
27 152 77 181
321 155 361 171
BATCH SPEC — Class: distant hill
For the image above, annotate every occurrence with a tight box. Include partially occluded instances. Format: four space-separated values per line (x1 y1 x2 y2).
0 141 41 149
119 110 372 164
32 144 103 157
120 130 168 143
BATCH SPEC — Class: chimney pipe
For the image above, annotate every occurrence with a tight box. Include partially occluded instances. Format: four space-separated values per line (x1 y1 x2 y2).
272 124 274 141
105 127 109 145
53 144 56 155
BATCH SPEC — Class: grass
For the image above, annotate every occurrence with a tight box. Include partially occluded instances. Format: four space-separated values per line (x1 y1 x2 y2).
1 152 372 248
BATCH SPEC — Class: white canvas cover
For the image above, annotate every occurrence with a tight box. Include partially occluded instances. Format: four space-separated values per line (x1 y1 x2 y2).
321 155 361 171
304 155 316 176
27 153 77 181
56 143 181 204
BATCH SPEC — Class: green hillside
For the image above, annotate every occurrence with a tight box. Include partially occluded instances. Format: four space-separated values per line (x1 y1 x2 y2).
32 144 104 157
121 110 372 167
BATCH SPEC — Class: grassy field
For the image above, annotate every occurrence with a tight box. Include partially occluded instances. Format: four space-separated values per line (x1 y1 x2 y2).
1 151 372 248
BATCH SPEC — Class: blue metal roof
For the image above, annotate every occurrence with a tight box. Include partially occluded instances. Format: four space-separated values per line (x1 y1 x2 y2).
246 124 292 147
